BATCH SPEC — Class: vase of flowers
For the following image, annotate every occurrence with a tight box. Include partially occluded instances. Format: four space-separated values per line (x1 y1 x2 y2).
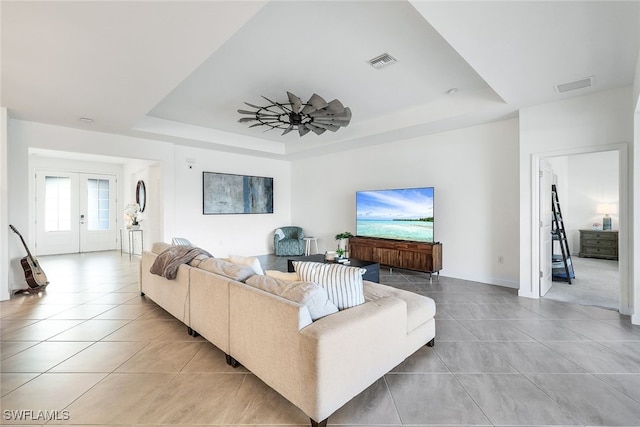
124 203 142 229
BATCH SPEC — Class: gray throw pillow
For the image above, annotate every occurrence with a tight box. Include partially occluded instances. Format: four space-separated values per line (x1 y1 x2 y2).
245 275 338 321
198 258 255 282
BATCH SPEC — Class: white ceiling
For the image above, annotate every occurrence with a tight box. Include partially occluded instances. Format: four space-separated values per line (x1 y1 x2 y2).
2 1 639 160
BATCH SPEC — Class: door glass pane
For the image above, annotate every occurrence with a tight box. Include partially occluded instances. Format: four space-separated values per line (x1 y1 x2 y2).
87 178 110 230
45 176 71 232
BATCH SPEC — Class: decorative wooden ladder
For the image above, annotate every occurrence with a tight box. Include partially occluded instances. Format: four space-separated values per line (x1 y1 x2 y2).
551 184 575 284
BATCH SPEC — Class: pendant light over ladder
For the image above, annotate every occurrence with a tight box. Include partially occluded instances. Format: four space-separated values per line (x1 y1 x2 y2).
551 184 575 283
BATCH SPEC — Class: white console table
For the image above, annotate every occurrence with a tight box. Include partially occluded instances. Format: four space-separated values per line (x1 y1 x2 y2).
120 229 143 261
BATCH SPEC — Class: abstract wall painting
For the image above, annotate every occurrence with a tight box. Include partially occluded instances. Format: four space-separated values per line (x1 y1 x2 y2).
203 172 273 215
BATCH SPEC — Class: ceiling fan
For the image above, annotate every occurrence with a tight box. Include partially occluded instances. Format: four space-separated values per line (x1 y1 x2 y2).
238 91 352 137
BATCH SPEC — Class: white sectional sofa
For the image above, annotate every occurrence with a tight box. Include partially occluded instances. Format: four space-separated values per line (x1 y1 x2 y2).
140 242 436 427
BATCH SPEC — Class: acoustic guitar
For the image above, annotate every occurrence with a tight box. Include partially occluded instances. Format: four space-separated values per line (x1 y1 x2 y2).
9 225 49 294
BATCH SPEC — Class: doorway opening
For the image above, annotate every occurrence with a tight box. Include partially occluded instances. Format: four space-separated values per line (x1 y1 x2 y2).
543 151 620 310
535 147 626 313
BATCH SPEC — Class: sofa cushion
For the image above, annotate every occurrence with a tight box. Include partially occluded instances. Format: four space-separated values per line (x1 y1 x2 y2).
265 270 299 281
228 254 264 275
245 275 338 321
151 242 172 254
363 281 436 333
293 261 365 310
198 258 255 282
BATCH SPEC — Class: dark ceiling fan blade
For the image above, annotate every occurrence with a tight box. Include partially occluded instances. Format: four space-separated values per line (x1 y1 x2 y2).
238 117 258 123
262 95 291 113
310 107 352 120
255 114 282 119
282 125 294 136
244 102 263 109
323 99 345 114
238 109 258 115
309 104 349 118
298 125 311 137
301 93 328 114
287 92 303 113
311 122 340 132
314 116 350 124
305 123 326 135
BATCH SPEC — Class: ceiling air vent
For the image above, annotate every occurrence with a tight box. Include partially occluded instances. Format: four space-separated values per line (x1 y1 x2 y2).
554 76 594 93
368 53 397 69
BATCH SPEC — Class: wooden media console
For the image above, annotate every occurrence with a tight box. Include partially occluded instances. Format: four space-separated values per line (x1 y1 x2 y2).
348 236 442 281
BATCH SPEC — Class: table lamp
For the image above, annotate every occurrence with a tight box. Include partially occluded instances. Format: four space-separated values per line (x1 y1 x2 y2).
596 204 616 230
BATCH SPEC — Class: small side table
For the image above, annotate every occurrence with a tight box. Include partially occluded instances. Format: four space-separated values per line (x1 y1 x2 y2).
303 237 319 256
120 229 144 261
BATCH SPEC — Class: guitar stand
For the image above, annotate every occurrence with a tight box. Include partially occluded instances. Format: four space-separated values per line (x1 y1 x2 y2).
14 284 47 295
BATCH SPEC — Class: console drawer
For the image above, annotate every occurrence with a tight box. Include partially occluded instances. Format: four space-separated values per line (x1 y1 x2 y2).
579 229 618 260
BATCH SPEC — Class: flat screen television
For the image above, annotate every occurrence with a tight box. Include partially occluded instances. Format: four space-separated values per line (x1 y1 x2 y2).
356 187 434 243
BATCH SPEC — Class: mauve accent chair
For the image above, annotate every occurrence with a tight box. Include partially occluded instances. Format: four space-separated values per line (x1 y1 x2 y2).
274 226 305 256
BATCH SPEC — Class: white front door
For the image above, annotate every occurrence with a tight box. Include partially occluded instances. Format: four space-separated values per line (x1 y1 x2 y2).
36 171 118 255
539 160 553 296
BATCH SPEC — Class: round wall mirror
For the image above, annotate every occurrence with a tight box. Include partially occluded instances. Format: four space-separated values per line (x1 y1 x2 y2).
136 180 146 212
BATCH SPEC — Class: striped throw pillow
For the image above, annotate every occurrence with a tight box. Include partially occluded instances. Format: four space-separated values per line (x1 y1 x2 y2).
293 261 365 310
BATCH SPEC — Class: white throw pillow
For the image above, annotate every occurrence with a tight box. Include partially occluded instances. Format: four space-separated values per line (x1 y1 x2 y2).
245 275 338 320
265 270 299 281
228 254 264 275
293 261 366 310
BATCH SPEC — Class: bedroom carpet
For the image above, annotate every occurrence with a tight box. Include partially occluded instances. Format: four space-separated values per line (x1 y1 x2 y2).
545 256 619 310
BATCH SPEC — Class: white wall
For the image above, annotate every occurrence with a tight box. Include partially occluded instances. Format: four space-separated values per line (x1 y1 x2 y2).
519 86 634 307
634 109 640 324
291 118 520 288
122 159 162 251
632 38 640 325
567 151 620 244
171 145 291 256
1 108 9 301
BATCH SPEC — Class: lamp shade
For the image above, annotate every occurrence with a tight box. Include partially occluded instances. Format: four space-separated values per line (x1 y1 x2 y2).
596 204 617 215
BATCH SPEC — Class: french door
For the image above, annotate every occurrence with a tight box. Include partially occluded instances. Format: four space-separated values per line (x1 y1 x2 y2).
35 171 118 255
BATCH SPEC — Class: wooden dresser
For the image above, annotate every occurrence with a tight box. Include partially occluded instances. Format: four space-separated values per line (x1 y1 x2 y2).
578 229 618 260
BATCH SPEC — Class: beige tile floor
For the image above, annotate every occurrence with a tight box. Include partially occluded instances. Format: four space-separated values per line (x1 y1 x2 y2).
1 250 640 426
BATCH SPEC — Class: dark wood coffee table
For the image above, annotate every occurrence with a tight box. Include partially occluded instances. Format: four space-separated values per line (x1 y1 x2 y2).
287 254 380 283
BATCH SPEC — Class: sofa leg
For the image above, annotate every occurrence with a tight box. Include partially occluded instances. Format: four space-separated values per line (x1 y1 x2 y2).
225 354 240 368
140 291 145 297
310 418 327 427
187 327 200 337
426 338 435 347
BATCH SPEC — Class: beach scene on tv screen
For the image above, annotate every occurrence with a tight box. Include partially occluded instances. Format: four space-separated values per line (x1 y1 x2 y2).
356 187 434 242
